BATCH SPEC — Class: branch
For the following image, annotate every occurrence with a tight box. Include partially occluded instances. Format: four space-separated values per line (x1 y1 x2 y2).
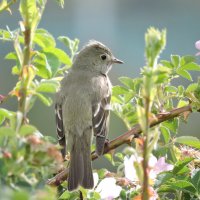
47 104 193 186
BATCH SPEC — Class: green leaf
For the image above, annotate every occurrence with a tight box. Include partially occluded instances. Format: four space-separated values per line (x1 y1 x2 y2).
191 169 200 193
36 80 60 93
35 93 53 106
181 62 200 71
43 52 60 76
162 118 179 134
173 157 193 174
186 83 198 93
11 190 29 200
178 85 185 96
56 0 64 8
5 52 18 60
160 126 171 143
119 77 135 89
19 124 37 136
161 60 174 69
171 55 180 68
97 168 107 179
0 108 13 122
33 52 52 78
177 99 188 108
19 0 37 26
43 47 71 66
169 180 196 194
180 55 196 66
175 136 200 149
145 27 166 67
155 171 174 187
176 68 192 81
112 85 129 96
12 66 20 75
104 153 115 165
58 191 70 199
164 85 177 93
34 29 56 49
0 127 15 137
58 36 79 57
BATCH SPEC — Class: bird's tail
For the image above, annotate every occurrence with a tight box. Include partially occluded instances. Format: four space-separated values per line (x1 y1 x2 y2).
68 132 94 191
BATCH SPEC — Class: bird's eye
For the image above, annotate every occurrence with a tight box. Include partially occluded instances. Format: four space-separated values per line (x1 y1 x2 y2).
100 54 107 60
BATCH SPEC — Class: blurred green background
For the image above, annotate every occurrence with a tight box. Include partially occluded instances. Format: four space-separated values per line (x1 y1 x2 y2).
0 0 200 168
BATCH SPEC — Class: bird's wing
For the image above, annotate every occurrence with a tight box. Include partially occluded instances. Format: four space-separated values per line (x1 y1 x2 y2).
92 94 111 155
55 103 66 158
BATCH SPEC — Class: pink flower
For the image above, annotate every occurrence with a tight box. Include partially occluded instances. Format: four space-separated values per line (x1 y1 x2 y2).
124 155 173 182
150 156 173 180
195 40 200 56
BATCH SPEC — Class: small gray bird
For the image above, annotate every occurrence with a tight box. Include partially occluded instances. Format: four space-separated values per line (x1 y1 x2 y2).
55 40 123 191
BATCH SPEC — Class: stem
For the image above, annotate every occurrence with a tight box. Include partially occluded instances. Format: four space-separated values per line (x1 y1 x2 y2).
142 98 150 200
47 105 194 186
18 27 31 122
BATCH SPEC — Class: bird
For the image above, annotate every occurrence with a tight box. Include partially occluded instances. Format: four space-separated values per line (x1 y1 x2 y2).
55 40 123 191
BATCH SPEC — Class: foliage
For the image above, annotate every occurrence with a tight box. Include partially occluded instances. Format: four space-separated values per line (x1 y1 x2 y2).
0 1 200 200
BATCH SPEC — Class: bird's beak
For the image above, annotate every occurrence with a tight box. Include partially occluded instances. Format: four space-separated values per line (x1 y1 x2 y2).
112 57 124 64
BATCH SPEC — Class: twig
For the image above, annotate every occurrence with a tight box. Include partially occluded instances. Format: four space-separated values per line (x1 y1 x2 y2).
46 105 193 186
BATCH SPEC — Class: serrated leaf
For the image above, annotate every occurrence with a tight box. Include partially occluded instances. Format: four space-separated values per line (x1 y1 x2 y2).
170 180 196 194
175 136 200 149
36 80 59 93
173 157 193 174
35 93 52 106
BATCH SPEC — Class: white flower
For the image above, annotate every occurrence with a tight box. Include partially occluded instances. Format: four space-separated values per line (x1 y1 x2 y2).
124 155 137 181
93 172 99 189
95 177 122 200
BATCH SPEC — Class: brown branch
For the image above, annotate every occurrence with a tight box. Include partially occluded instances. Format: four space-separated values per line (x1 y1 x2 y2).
46 104 193 186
